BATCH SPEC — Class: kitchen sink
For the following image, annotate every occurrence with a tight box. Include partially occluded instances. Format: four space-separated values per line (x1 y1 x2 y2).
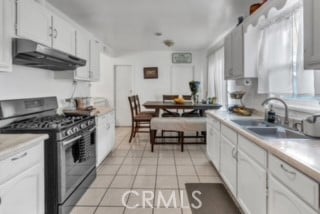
246 127 308 139
231 119 272 127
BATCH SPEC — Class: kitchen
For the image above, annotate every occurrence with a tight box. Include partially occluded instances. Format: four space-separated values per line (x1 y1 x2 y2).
0 0 320 214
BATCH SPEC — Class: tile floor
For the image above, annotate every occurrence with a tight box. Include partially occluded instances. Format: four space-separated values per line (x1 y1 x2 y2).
71 127 221 214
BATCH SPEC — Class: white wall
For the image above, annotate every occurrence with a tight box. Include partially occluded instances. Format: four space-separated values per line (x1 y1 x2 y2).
0 65 90 105
90 50 207 108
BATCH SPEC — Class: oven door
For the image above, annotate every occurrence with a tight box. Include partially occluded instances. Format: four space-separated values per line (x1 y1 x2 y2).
58 127 96 203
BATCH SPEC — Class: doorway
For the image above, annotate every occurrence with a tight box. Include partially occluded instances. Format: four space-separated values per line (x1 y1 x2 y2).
114 65 133 126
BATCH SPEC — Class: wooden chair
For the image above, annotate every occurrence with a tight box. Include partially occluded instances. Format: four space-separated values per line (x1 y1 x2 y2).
128 96 152 143
134 95 157 117
181 95 200 117
161 95 180 117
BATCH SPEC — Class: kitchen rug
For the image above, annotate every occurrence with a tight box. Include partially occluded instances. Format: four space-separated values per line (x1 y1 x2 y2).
185 183 241 214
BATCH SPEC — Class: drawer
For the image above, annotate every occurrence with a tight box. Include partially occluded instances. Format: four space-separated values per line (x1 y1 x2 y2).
207 117 220 131
0 142 43 184
269 155 319 210
238 135 266 168
221 124 237 143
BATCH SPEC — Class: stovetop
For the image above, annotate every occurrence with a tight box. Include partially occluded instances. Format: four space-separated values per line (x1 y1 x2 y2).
3 115 90 130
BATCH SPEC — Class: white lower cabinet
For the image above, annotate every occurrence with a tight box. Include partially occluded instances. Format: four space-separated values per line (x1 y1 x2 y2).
237 150 267 214
206 117 220 170
268 176 317 214
220 135 237 196
96 111 115 166
0 143 44 214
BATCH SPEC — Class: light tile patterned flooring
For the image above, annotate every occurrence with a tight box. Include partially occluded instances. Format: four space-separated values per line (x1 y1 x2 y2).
71 127 221 214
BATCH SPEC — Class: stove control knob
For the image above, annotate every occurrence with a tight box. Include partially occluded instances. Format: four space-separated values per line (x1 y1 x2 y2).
67 129 74 136
80 123 87 129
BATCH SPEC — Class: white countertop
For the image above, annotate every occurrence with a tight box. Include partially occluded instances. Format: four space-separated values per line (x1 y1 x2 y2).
206 109 320 182
0 134 48 161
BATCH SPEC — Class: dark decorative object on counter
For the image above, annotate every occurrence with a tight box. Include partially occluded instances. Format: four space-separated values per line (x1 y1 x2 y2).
143 67 158 79
189 81 200 104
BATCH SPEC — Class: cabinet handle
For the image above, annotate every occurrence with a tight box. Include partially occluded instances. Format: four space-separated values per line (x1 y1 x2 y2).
231 148 236 159
280 164 296 176
11 152 27 161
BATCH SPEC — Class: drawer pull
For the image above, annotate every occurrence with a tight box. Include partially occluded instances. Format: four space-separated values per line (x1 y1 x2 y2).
232 148 237 160
11 152 27 161
280 164 296 176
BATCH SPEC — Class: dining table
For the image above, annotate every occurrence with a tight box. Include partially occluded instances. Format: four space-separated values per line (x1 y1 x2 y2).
143 101 222 117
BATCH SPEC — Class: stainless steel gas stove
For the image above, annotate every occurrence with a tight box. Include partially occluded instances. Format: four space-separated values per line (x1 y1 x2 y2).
0 97 97 214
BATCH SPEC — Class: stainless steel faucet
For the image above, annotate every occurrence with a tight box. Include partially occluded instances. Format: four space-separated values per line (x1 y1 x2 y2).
261 98 289 126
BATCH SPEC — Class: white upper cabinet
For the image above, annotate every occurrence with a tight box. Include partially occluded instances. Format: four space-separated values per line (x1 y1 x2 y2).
89 39 101 81
75 31 90 80
224 24 245 80
304 0 320 69
16 0 51 47
51 15 76 55
0 0 14 72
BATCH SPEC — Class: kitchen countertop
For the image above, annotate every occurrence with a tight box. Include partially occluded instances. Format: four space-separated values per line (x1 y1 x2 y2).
94 107 113 116
0 134 48 161
206 109 320 183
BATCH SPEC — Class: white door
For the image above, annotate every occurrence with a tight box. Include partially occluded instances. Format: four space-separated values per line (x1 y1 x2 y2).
238 150 267 214
0 164 44 214
220 135 237 196
268 176 317 214
115 65 133 126
16 0 51 46
75 31 90 80
0 0 13 72
52 15 76 55
171 65 195 95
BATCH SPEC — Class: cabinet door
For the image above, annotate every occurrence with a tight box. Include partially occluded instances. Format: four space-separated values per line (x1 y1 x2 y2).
16 0 51 46
75 31 90 80
52 15 76 55
0 164 44 214
220 135 237 196
238 150 266 214
96 115 109 166
206 121 214 161
89 39 101 81
0 0 13 72
268 176 317 214
304 0 320 69
231 25 244 78
224 33 233 80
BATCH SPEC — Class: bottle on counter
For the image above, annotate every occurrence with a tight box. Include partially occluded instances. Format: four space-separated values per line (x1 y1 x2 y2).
267 104 276 123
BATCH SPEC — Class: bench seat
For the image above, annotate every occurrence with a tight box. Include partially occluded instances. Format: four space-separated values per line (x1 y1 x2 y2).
150 117 206 152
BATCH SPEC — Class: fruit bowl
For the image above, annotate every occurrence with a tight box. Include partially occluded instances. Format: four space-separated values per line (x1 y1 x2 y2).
174 98 186 104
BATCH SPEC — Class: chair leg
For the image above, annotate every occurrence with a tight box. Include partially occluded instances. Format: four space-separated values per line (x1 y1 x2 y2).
180 132 184 152
129 121 135 143
150 129 156 152
133 122 138 137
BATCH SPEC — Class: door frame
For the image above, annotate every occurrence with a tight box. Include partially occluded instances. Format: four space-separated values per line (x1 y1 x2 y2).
113 64 135 126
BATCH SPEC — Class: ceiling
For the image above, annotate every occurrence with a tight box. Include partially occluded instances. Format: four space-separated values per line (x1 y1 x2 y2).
48 0 256 53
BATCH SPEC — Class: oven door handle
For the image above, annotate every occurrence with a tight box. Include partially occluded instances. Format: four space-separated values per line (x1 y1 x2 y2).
62 135 82 147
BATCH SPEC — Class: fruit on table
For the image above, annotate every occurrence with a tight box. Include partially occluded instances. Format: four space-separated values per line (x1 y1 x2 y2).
174 98 186 104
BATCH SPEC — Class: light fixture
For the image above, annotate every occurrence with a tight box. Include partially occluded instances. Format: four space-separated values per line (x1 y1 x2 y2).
155 32 162 36
163 39 174 47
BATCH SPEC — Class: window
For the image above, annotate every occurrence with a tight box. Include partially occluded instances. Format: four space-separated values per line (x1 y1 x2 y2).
257 0 320 99
207 47 227 105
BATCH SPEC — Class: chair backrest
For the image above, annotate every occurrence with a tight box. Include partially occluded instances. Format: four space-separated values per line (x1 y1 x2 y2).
134 95 141 113
128 96 138 119
182 95 192 101
163 95 179 103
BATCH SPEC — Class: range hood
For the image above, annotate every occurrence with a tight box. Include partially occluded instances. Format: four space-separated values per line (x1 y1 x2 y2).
12 38 86 71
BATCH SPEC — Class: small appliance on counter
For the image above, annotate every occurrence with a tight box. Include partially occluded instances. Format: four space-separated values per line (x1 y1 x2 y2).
294 114 320 138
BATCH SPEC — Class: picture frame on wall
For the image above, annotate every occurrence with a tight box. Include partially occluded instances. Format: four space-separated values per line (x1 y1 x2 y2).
172 52 192 64
143 67 158 79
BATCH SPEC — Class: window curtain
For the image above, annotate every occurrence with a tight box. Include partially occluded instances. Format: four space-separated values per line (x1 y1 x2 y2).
207 47 226 105
257 0 314 95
